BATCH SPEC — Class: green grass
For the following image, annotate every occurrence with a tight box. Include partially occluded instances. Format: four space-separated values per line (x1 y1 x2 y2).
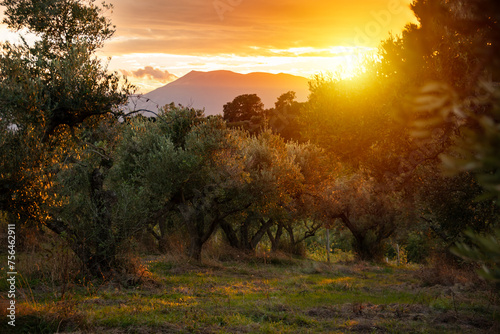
2 255 499 333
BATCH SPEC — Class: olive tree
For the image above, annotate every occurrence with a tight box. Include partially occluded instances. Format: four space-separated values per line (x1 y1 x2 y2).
0 0 133 276
114 106 253 261
401 0 500 280
218 130 304 253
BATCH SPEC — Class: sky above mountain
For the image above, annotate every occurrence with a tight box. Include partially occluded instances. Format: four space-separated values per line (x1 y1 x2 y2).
0 1 417 92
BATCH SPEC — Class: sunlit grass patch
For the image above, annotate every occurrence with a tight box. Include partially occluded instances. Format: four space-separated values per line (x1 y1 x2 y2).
8 256 499 333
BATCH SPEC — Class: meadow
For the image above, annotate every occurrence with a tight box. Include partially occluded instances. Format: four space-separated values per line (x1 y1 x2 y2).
2 249 498 334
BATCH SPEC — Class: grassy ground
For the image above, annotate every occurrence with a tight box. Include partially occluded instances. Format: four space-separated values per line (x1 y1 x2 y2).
1 253 499 333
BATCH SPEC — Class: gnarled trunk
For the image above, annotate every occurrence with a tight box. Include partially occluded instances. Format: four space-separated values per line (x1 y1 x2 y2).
188 235 203 262
220 216 275 253
338 213 393 263
267 222 283 252
179 202 219 261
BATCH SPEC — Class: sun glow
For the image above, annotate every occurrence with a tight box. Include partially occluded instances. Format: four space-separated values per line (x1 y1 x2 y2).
105 46 375 93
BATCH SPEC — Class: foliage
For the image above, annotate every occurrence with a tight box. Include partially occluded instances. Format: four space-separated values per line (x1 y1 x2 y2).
223 93 265 133
403 0 500 283
267 91 304 142
452 229 500 284
219 129 301 252
377 0 490 95
404 231 431 264
299 67 434 263
206 128 328 255
296 0 500 267
0 0 133 276
416 167 499 247
2 0 500 286
0 0 131 141
1 0 115 53
114 106 253 260
300 70 407 171
322 173 409 262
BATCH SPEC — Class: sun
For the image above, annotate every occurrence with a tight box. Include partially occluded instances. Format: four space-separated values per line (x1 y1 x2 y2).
265 46 376 77
307 46 376 80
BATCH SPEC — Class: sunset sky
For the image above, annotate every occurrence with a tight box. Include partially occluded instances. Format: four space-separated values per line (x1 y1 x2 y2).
1 0 417 92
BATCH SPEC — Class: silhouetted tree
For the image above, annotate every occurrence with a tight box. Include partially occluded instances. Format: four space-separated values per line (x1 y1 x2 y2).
223 94 265 133
267 91 304 142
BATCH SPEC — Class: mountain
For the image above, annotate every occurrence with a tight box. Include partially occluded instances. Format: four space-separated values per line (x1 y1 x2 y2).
127 70 310 116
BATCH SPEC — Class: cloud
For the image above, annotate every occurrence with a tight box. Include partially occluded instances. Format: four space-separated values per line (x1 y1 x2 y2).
104 0 416 56
121 66 178 83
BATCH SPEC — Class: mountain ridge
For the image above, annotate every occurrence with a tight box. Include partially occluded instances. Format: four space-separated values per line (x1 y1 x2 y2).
129 70 310 116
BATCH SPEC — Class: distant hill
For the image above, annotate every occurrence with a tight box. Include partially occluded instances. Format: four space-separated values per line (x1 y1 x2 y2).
127 70 310 116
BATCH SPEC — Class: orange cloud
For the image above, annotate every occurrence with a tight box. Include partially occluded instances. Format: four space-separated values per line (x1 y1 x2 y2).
105 0 416 56
121 66 178 83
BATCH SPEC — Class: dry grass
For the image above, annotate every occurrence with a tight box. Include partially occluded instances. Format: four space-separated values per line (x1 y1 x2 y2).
415 254 485 288
2 251 499 333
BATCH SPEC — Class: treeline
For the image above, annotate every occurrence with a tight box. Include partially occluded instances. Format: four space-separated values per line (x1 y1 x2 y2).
1 0 499 282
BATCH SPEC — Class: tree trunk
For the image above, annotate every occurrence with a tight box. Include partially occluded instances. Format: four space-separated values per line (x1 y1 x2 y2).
285 224 295 245
89 168 116 276
351 232 386 262
396 243 400 266
267 223 283 252
250 218 275 249
239 215 252 251
339 214 386 263
43 168 119 278
220 217 274 253
188 235 203 262
179 200 220 262
220 219 239 248
158 218 170 253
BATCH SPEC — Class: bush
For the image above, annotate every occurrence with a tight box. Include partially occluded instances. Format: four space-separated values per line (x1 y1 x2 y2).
415 253 481 287
406 232 431 264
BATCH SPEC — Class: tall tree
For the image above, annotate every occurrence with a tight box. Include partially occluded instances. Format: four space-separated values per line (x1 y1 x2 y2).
401 0 500 281
0 0 133 276
298 0 491 261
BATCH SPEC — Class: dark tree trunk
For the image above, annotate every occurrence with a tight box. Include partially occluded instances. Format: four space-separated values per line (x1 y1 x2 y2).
147 224 169 254
239 215 252 251
267 222 283 252
220 217 274 253
158 219 169 253
145 204 173 253
89 168 117 275
179 200 220 262
338 214 388 263
220 219 239 248
284 224 296 245
250 218 275 250
45 218 112 278
188 235 203 262
42 168 120 278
